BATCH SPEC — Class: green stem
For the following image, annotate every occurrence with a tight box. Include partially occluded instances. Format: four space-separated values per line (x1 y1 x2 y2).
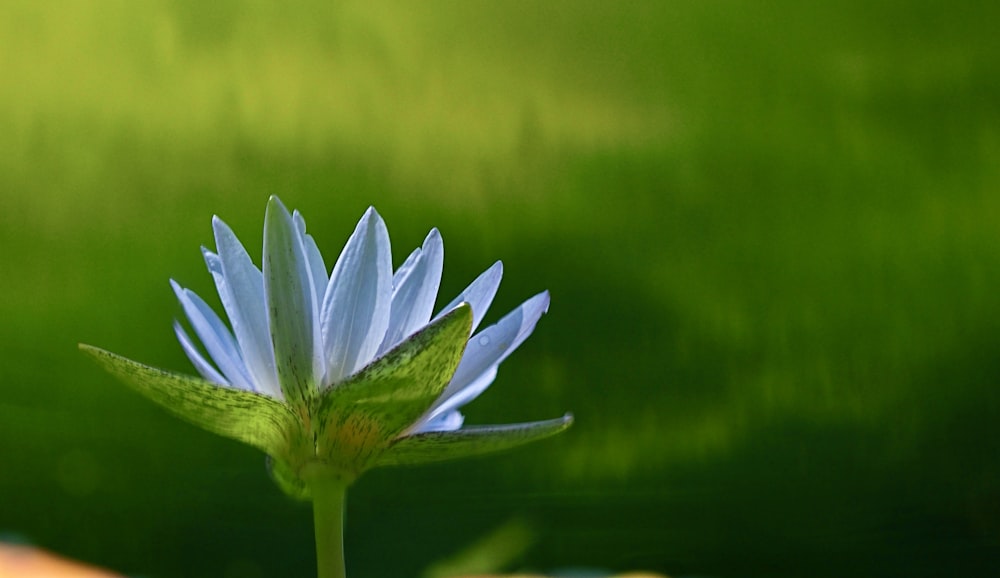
310 476 349 578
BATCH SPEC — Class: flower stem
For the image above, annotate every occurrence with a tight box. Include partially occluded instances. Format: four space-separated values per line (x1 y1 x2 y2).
310 476 349 578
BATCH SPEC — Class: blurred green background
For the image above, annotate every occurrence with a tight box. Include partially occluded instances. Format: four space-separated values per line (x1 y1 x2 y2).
2 1 999 577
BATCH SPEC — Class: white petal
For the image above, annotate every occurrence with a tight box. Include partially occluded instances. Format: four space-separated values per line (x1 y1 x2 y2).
414 410 465 433
209 219 281 397
421 365 497 425
293 210 329 305
263 196 322 401
380 228 444 354
434 261 503 334
320 207 393 383
171 280 254 391
438 291 550 403
393 246 421 284
173 321 228 385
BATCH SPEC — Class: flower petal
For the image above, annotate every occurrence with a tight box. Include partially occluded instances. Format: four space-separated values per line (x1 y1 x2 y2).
380 228 444 354
293 210 329 306
414 409 465 433
434 261 503 334
314 303 472 473
263 196 322 403
378 414 573 467
412 366 497 432
207 220 281 397
434 291 550 410
171 280 254 391
173 321 228 385
320 207 392 383
80 344 300 456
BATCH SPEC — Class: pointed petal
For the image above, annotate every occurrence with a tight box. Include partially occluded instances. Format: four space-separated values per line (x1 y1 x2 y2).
293 210 329 306
320 207 392 383
437 291 550 406
173 321 228 385
263 196 321 403
380 228 444 354
171 280 254 391
80 344 298 456
393 245 421 286
378 414 573 466
293 212 329 375
434 261 502 334
314 304 472 472
206 222 280 397
413 366 497 431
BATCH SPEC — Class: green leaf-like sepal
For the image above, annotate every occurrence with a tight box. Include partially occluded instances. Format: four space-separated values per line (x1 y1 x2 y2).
311 303 473 473
267 456 311 500
79 344 298 456
377 414 573 467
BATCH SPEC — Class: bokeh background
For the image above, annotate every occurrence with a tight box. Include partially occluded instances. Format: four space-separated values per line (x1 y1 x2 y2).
2 1 1000 577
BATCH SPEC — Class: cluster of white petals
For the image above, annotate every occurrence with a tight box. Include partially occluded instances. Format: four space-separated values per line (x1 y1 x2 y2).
172 197 550 434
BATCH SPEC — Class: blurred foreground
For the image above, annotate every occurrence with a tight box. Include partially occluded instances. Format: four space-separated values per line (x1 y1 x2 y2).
0 544 666 578
0 544 121 578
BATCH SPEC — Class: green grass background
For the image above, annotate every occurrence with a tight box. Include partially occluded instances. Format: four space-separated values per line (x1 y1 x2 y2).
2 1 999 576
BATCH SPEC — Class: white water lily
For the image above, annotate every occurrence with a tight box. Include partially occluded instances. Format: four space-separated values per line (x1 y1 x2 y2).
81 196 571 496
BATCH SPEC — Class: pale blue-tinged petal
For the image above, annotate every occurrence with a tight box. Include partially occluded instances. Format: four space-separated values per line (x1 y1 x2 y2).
205 223 281 398
263 196 322 404
378 414 573 466
292 211 329 375
394 246 421 283
414 410 465 433
415 366 498 430
171 280 255 391
380 228 444 354
434 261 503 334
293 210 329 307
173 321 228 385
436 291 549 404
320 207 392 383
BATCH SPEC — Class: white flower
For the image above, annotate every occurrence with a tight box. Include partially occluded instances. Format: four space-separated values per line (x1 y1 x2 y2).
82 196 570 495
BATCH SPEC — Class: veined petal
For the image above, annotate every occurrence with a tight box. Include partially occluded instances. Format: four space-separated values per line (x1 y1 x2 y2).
313 304 472 474
293 210 329 307
171 280 254 391
380 228 444 354
264 196 322 404
206 220 280 398
378 414 573 467
436 291 550 407
80 344 299 456
320 207 392 383
434 261 503 334
173 321 228 385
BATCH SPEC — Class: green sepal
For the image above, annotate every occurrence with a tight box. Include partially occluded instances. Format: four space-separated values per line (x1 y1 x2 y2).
311 303 473 472
377 414 573 467
267 456 311 500
80 344 296 456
